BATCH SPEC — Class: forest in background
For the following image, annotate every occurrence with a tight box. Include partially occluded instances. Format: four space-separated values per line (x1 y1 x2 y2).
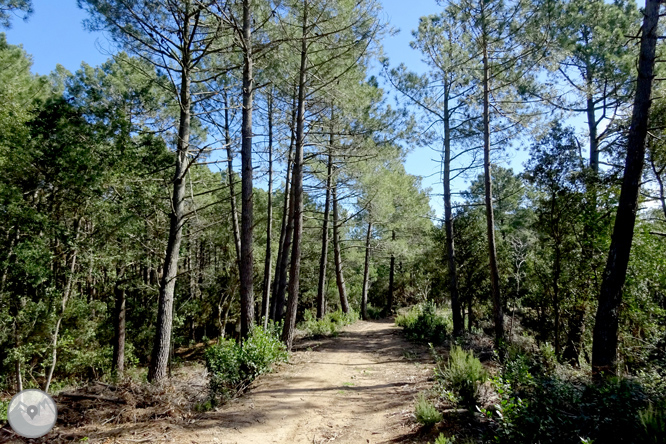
0 0 665 441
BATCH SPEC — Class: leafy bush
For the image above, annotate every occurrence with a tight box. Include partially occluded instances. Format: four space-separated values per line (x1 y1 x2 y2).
492 376 652 444
366 304 383 320
433 434 456 444
639 401 666 444
414 392 442 427
435 345 487 408
205 325 287 402
0 400 7 421
300 309 358 338
396 302 450 344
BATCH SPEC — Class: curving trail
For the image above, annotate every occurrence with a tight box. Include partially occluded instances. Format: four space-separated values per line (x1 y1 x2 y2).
1 320 434 444
175 319 433 444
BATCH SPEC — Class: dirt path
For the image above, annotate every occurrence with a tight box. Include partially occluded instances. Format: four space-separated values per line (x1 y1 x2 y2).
175 319 433 444
3 320 436 444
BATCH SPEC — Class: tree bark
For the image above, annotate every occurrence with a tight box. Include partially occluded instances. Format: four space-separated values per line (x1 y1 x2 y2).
482 19 504 347
262 92 274 329
443 78 462 337
148 58 190 384
239 0 256 340
282 0 308 351
223 89 241 268
592 0 660 379
316 151 333 319
271 88 298 322
45 219 80 393
361 221 372 320
332 180 350 313
112 267 126 376
385 230 396 316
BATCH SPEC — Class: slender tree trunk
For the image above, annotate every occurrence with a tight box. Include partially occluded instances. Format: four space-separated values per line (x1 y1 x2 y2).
272 87 298 322
385 230 396 316
262 94 274 329
112 267 126 376
282 0 308 351
148 60 191 383
443 81 462 337
45 219 80 393
239 0 255 340
316 151 333 319
223 90 241 268
553 246 561 359
482 23 504 347
361 221 372 320
592 0 660 378
332 181 350 313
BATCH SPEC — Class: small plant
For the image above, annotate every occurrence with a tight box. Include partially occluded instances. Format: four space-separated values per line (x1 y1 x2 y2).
0 400 7 421
414 392 443 427
396 302 450 345
205 326 287 403
639 401 666 444
300 309 358 338
435 345 487 408
433 434 456 444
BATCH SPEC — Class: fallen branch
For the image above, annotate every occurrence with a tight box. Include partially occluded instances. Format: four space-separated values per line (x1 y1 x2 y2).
58 392 126 404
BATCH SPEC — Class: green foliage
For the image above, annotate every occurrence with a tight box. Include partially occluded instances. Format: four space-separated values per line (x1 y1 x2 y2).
300 309 358 338
414 392 442 427
395 302 450 344
433 433 456 444
491 376 652 444
0 399 7 421
365 304 383 320
639 402 666 444
204 326 287 402
434 345 487 409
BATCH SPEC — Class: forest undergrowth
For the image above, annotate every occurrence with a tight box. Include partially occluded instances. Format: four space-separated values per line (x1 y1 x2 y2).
399 303 666 444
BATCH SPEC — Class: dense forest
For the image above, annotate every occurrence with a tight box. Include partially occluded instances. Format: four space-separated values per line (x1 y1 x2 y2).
0 0 665 442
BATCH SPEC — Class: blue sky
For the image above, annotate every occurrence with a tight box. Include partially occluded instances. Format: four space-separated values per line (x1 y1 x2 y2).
3 0 543 218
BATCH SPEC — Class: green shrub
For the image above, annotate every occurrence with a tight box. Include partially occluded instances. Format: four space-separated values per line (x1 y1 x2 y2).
300 309 358 338
435 345 487 408
205 325 287 402
433 434 456 444
639 401 666 444
396 302 450 344
492 376 651 444
414 392 442 427
0 400 7 421
366 304 383 320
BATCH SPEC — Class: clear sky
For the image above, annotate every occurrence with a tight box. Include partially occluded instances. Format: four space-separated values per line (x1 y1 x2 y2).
1 0 554 218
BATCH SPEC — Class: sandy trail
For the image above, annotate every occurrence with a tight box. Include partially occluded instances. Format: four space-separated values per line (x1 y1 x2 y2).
174 319 433 444
2 319 434 444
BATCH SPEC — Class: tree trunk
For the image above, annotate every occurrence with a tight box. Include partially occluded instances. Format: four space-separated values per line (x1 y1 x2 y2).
112 267 126 376
223 90 241 268
482 22 504 347
443 79 462 337
553 246 561 359
262 93 274 329
592 0 660 379
361 221 372 320
332 181 350 313
239 0 256 340
45 219 80 393
148 61 191 383
282 0 308 351
316 151 333 319
271 87 298 322
385 230 396 316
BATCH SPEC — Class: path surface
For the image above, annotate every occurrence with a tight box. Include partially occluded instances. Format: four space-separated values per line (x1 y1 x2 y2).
2 320 435 444
177 319 433 444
